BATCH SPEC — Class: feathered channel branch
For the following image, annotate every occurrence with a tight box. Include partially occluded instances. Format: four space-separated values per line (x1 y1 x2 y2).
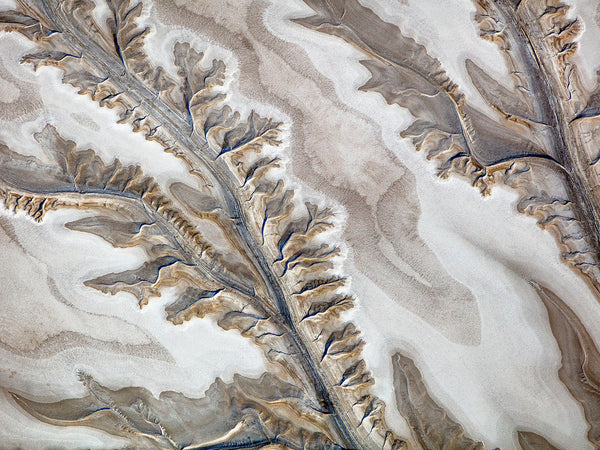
294 0 600 296
293 0 600 447
0 0 408 448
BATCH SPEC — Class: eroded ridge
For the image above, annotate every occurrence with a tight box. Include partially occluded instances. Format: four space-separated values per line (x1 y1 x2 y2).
392 353 484 449
533 283 600 447
294 0 600 295
0 0 411 448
